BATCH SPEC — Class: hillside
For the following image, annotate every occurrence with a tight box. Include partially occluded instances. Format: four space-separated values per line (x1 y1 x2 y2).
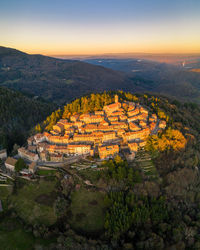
40 92 200 249
2 91 200 249
2 46 200 104
0 87 55 151
0 46 149 104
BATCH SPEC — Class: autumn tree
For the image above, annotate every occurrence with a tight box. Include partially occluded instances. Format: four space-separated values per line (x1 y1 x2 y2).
146 128 186 152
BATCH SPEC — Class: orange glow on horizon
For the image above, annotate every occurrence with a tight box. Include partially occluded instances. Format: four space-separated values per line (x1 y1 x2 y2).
1 0 200 58
6 43 200 56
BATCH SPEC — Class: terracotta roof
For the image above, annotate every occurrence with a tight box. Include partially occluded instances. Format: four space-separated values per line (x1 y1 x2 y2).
55 123 64 128
43 132 50 137
34 133 44 139
5 157 17 166
68 144 91 148
98 144 119 152
104 102 121 112
18 147 38 157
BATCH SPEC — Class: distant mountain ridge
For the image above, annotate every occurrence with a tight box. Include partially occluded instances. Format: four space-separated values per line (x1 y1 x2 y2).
0 46 148 104
1 46 200 104
84 58 200 103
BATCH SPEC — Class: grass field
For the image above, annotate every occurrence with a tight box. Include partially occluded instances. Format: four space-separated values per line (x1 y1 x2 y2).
0 217 55 250
0 186 12 198
69 188 106 235
10 178 58 226
36 168 57 176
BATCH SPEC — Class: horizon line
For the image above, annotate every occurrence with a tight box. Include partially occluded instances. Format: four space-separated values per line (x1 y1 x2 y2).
49 51 200 57
1 45 200 58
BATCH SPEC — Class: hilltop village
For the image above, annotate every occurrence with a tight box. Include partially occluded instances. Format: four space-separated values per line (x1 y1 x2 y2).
15 95 166 164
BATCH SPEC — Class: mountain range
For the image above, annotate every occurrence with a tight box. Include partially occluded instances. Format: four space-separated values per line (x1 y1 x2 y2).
84 58 200 103
1 46 200 104
0 46 146 104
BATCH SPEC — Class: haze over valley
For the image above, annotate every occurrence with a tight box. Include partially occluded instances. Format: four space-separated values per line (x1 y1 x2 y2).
1 46 200 104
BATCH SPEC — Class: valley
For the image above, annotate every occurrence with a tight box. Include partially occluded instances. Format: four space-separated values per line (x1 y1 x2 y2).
1 46 200 106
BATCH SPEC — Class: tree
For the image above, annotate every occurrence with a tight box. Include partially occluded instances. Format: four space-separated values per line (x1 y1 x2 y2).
146 128 186 152
114 155 124 166
127 168 134 187
11 143 20 155
15 158 28 172
35 123 42 133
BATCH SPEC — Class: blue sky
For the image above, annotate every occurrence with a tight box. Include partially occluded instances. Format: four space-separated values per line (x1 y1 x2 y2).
1 0 200 54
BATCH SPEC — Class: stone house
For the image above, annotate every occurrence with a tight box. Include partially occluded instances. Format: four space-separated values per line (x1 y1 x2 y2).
18 147 39 162
5 157 17 171
98 144 119 159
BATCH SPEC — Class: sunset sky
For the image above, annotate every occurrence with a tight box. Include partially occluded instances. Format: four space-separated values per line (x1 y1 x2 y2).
1 0 200 55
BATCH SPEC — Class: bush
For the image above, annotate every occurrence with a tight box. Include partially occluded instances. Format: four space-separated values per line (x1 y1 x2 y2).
15 158 28 172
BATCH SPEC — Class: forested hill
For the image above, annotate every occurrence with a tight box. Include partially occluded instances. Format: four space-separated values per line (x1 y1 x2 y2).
33 91 200 249
0 87 55 151
0 46 149 104
2 91 200 248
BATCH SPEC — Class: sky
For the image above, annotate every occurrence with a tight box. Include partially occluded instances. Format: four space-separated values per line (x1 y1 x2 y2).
1 0 200 55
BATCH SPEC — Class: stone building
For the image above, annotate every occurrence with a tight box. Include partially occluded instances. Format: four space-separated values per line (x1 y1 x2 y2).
98 144 119 159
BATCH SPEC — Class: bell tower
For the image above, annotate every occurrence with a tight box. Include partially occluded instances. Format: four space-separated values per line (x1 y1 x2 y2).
115 95 119 103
